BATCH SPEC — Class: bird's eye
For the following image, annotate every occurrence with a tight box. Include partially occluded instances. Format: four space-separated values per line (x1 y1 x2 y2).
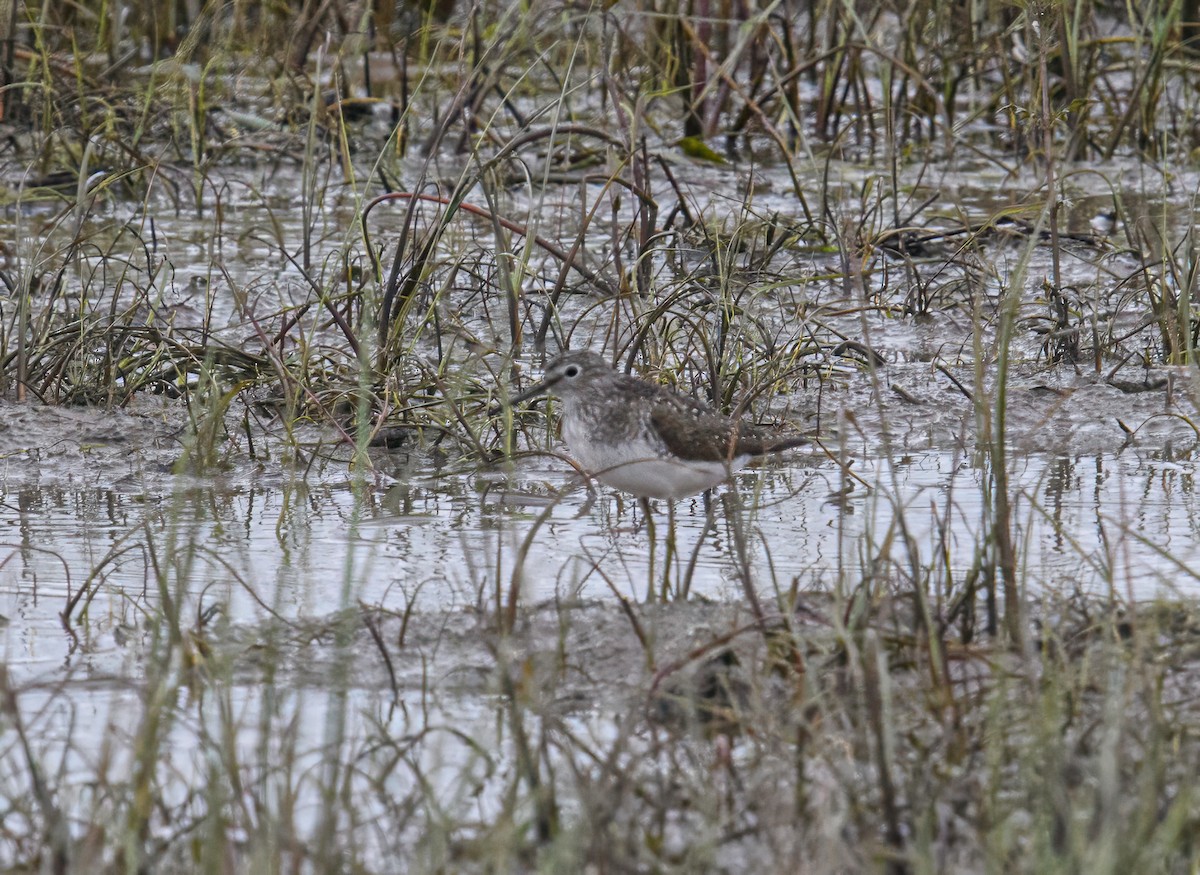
564 365 581 378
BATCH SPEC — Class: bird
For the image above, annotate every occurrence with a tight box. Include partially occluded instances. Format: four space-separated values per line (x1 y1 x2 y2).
509 351 806 500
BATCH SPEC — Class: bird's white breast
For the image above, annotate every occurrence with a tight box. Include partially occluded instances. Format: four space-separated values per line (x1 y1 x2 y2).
560 403 748 500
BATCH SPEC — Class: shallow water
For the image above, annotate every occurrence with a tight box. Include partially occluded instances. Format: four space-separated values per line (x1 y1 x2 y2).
4 438 1199 866
4 443 1199 690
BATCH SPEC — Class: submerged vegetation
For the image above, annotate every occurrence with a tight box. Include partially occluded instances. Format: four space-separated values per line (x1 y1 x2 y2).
2 0 1200 871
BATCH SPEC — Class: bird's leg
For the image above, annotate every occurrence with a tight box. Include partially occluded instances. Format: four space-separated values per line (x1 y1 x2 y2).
660 500 678 601
679 491 718 600
721 488 767 626
640 495 657 602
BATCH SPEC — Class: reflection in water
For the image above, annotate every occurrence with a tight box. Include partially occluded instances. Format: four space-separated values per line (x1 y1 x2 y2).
2 447 1200 864
1 448 1199 682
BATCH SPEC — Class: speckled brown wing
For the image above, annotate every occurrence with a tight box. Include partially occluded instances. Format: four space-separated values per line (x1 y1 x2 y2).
649 392 742 462
648 386 807 461
735 423 809 455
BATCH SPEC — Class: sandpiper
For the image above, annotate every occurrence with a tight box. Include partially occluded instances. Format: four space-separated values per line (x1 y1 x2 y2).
510 351 805 500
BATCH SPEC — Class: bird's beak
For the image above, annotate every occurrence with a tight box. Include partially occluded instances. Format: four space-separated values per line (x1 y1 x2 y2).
489 373 554 417
507 377 553 406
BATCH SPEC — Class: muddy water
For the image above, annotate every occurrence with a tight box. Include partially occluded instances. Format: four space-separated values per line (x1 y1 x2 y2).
4 440 1198 685
3 372 1200 868
3 424 1200 863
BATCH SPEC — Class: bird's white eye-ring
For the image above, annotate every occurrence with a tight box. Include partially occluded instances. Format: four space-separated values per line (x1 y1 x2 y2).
563 364 581 378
